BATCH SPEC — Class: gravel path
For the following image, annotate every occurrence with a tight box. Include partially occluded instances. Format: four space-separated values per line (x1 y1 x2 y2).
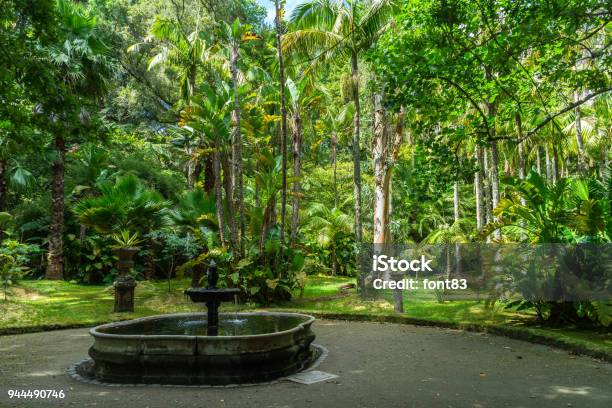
0 320 610 408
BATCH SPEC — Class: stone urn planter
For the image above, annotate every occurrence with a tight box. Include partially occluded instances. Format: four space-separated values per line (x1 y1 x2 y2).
113 247 139 313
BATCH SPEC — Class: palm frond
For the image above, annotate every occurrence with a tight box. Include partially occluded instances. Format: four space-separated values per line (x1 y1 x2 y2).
290 0 339 30
282 29 345 64
357 0 396 49
150 16 189 52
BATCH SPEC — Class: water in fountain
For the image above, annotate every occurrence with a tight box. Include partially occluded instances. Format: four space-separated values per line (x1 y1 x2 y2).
224 294 247 335
100 314 305 336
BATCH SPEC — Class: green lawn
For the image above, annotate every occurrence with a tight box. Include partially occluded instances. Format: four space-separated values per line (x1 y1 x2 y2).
1 276 610 358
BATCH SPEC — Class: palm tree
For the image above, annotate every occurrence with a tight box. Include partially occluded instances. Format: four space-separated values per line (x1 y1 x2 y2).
180 83 235 249
170 189 218 240
372 88 405 245
43 0 115 279
284 0 395 247
217 19 251 257
561 93 611 176
274 0 290 252
286 77 323 246
305 202 353 275
322 102 354 207
424 219 470 281
74 174 169 280
133 16 214 190
252 150 286 252
73 175 169 236
140 16 209 103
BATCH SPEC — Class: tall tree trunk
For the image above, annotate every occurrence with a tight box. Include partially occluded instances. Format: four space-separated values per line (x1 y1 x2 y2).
230 44 245 257
490 142 501 239
574 92 586 175
203 152 214 193
331 244 337 276
275 1 289 262
0 159 7 239
552 143 560 183
331 132 337 207
483 148 492 227
0 159 7 213
372 98 405 244
254 158 261 208
372 100 405 313
536 146 542 175
485 88 500 239
188 67 197 101
385 106 405 241
453 180 460 221
383 170 393 243
475 145 485 232
545 143 553 184
222 152 238 253
213 140 226 248
351 51 363 245
259 194 276 252
46 134 65 280
193 161 202 187
515 113 526 180
445 244 452 281
453 179 462 276
483 70 499 240
372 92 386 244
515 113 527 241
186 146 195 190
290 111 302 247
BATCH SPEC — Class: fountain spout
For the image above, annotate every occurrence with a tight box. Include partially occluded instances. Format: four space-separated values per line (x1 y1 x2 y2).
184 260 240 335
207 260 219 288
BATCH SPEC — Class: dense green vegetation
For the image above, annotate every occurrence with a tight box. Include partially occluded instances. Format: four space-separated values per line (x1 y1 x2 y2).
0 0 610 330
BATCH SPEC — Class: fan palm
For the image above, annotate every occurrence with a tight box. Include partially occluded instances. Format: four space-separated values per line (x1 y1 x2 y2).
74 175 169 236
44 0 115 280
170 189 218 248
284 0 395 244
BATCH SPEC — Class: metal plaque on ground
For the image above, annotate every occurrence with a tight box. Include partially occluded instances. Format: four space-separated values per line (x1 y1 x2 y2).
286 370 338 385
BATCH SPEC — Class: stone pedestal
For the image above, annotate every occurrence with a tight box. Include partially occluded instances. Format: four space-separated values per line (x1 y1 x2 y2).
113 248 139 313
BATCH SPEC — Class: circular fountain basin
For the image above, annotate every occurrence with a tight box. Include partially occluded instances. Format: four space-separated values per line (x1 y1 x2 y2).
88 312 316 385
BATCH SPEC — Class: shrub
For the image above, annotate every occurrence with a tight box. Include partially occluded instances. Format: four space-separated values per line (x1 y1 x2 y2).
0 240 41 299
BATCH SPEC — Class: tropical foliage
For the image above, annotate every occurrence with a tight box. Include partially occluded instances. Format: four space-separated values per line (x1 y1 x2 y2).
0 0 609 326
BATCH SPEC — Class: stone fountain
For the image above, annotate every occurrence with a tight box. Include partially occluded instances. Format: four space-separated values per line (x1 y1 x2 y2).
183 260 240 336
85 261 316 385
